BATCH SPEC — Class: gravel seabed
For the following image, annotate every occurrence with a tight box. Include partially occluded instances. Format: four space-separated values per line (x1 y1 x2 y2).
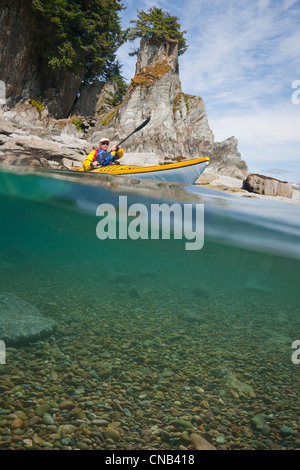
1 266 300 451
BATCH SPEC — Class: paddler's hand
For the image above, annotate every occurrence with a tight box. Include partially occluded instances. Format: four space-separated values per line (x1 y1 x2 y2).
111 145 117 153
90 161 99 168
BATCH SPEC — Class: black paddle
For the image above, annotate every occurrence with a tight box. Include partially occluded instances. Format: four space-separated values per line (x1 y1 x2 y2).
115 115 151 149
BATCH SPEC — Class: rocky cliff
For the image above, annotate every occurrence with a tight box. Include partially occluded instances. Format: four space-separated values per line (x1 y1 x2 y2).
0 0 84 118
85 37 248 178
0 102 92 170
0 10 248 179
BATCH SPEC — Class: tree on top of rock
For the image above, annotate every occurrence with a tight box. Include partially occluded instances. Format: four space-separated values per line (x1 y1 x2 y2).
128 7 188 56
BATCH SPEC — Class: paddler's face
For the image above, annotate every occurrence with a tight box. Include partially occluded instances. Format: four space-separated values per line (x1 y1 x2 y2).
100 141 109 149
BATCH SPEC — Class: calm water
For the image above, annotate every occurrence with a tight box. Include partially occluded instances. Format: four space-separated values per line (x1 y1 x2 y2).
0 165 299 450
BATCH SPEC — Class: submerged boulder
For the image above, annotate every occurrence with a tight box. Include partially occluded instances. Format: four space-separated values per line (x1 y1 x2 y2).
0 293 57 345
211 365 256 398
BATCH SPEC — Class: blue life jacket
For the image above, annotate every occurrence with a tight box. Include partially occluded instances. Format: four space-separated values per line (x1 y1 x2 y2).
94 149 115 166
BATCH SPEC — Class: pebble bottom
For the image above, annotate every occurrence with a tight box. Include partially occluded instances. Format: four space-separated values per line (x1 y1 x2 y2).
1 284 300 451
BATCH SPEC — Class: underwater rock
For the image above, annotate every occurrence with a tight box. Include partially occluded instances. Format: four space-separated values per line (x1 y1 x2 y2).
251 414 265 430
177 309 208 323
190 433 216 450
279 426 294 436
128 287 141 299
191 285 211 298
211 365 256 398
245 279 274 294
0 293 57 345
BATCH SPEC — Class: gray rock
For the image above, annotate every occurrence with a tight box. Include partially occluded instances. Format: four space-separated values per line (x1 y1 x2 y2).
170 419 192 429
36 404 51 417
249 440 269 450
0 26 249 179
216 435 226 445
177 309 208 323
0 100 92 169
122 408 133 418
243 173 293 198
280 426 294 436
261 424 271 436
0 293 57 345
0 134 85 167
0 117 17 135
251 414 265 430
89 37 248 178
211 365 256 398
62 157 83 169
209 137 248 179
43 413 55 425
0 28 248 178
0 0 84 118
74 79 118 117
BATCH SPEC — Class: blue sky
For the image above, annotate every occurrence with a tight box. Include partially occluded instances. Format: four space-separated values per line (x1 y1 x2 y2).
116 0 300 183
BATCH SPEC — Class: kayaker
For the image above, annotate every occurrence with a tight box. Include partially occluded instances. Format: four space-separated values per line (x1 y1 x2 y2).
82 137 124 171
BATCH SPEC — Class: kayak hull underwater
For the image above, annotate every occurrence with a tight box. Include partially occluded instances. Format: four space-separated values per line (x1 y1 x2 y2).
72 157 209 185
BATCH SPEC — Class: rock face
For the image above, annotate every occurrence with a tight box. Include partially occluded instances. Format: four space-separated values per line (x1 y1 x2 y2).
208 137 247 179
0 15 248 179
88 37 248 178
74 80 119 118
0 0 84 118
243 174 293 198
0 293 57 345
0 104 92 169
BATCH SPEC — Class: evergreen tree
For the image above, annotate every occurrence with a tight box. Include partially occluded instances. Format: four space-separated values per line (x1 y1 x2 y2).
128 7 188 56
31 0 127 85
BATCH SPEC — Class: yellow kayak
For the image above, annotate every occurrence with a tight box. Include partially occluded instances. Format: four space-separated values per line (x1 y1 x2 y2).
72 157 209 184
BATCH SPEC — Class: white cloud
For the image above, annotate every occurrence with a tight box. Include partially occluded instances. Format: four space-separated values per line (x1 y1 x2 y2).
178 0 300 104
282 0 299 10
210 105 300 146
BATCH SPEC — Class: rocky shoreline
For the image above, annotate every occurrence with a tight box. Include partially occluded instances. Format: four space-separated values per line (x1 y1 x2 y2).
0 104 298 205
1 33 297 202
1 18 297 205
196 172 300 205
0 33 249 179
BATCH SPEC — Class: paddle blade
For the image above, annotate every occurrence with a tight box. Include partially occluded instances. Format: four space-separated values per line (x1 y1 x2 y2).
116 116 151 147
134 116 151 133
